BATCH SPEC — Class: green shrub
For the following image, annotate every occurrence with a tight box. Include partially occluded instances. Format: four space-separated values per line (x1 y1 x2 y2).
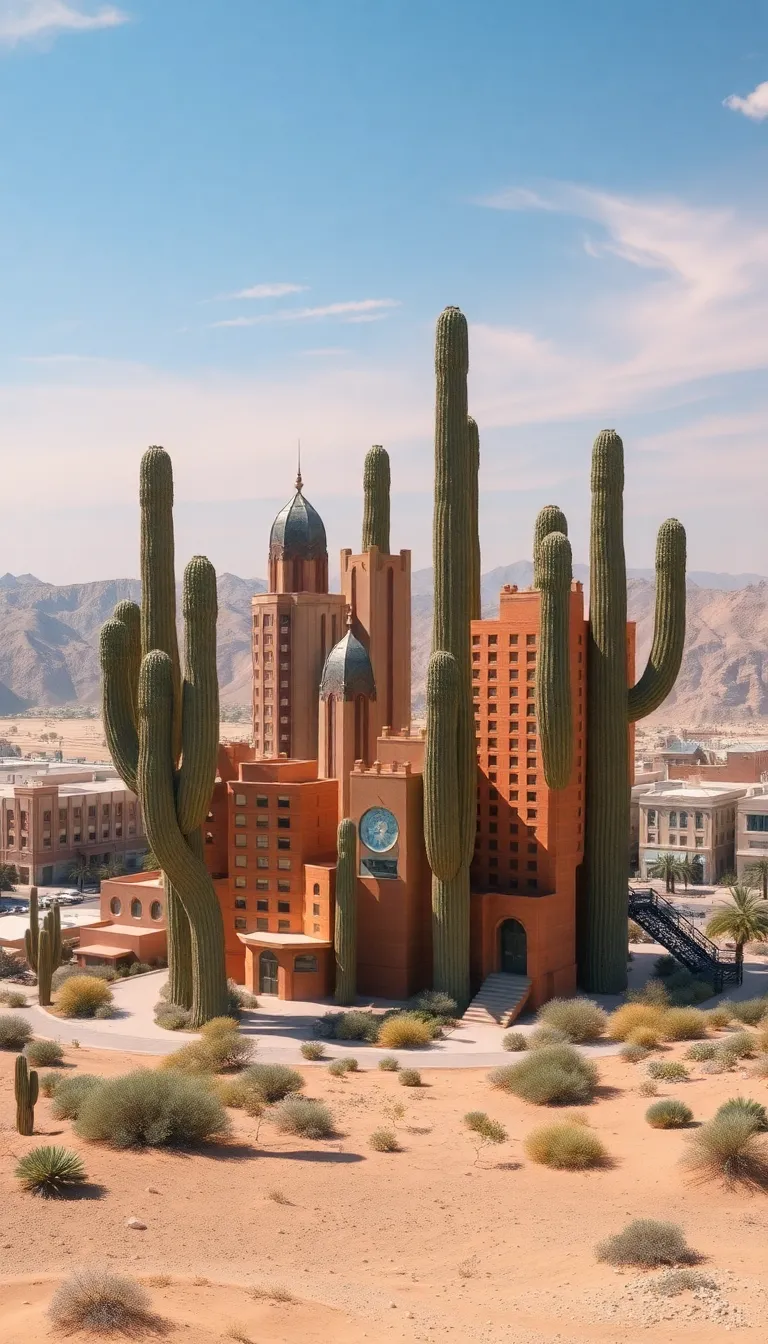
321 1009 380 1042
654 955 679 978
399 1068 422 1087
52 964 117 990
527 1025 570 1049
683 1112 768 1188
369 1128 400 1152
620 1042 650 1064
15 1145 86 1196
25 1039 64 1067
719 1031 755 1060
629 979 671 1008
502 1031 527 1052
647 1060 689 1082
155 1003 192 1031
660 1008 708 1041
413 989 457 1019
670 979 714 1007
729 998 768 1026
300 1041 325 1061
715 1097 768 1131
328 1057 358 1077
228 981 259 1011
240 1063 304 1103
524 1119 607 1169
645 1099 693 1129
56 976 114 1018
0 1014 33 1049
161 1026 254 1075
627 1025 662 1049
48 1269 152 1333
596 1220 695 1267
214 1076 261 1109
536 998 607 1043
74 1070 229 1147
94 1004 119 1019
705 1003 733 1030
377 1014 433 1050
684 1041 718 1062
378 1055 400 1071
489 1045 598 1106
463 1111 507 1159
273 1095 334 1139
0 989 26 1008
51 1075 103 1120
639 1079 658 1097
39 1071 62 1098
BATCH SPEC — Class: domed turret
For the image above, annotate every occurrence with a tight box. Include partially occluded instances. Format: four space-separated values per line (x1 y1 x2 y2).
320 612 376 702
268 469 328 593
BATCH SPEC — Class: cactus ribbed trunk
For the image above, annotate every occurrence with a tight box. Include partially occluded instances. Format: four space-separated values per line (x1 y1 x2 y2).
533 506 568 588
467 417 481 622
425 307 475 1010
334 818 357 1005
361 445 391 553
37 926 53 1007
15 1054 38 1135
165 876 193 1008
24 888 39 972
536 530 573 790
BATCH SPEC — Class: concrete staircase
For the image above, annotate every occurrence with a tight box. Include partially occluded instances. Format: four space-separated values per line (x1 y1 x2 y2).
462 973 532 1027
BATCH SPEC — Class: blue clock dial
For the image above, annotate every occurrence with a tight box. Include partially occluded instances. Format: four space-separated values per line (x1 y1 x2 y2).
360 807 399 854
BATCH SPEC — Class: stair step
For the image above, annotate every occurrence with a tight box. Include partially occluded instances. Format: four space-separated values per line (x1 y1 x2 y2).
462 973 532 1028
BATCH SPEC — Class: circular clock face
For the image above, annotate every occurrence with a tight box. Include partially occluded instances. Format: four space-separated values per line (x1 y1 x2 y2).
360 806 399 854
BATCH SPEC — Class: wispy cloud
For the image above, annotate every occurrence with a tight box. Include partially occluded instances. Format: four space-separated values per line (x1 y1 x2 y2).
724 81 768 121
0 1 128 45
210 298 401 329
226 282 307 300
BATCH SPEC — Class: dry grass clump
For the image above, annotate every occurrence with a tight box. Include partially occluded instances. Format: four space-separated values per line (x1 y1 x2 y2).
377 1014 433 1049
74 1069 229 1148
369 1127 400 1152
524 1119 607 1169
535 998 607 1043
56 976 114 1018
645 1099 693 1129
660 1008 708 1041
527 1025 569 1049
161 1020 254 1074
647 1059 689 1082
378 1055 400 1071
684 1041 718 1062
683 1111 768 1188
0 1013 33 1049
25 1039 65 1067
705 1004 733 1030
300 1040 325 1061
399 1068 422 1087
51 1074 104 1120
626 1025 662 1049
48 1268 153 1333
0 988 27 1008
15 1145 87 1196
729 997 768 1026
489 1045 598 1106
273 1095 334 1139
238 1063 303 1103
650 1269 717 1297
620 1041 650 1064
715 1096 768 1130
502 1031 527 1052
463 1111 507 1161
608 1003 664 1042
250 1284 295 1303
596 1219 696 1268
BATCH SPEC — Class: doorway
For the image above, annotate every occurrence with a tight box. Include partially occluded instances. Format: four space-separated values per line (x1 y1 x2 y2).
259 949 279 995
499 919 527 975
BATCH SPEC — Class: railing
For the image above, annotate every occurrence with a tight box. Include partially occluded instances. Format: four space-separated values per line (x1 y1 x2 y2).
628 886 741 987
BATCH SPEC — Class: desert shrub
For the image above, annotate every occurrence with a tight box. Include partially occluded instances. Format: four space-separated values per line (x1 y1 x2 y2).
536 998 607 1043
639 1079 659 1097
413 989 457 1019
25 1039 64 1067
730 998 768 1026
715 1096 768 1131
608 1003 665 1041
524 1119 607 1169
51 1075 104 1120
502 1031 528 1052
629 979 671 1008
74 1069 229 1147
684 1041 718 1062
683 1112 768 1188
159 1042 216 1074
626 1025 662 1049
56 976 113 1018
214 1076 260 1109
128 961 153 977
241 1063 304 1103
705 1004 733 1030
719 1030 755 1060
321 1009 380 1043
300 1041 326 1061
378 1055 400 1071
228 981 259 1010
596 1219 695 1267
0 989 26 1007
646 1099 693 1129
751 1055 768 1078
273 1095 334 1139
647 1059 689 1082
620 1042 650 1064
399 1068 422 1087
15 1145 86 1196
660 1008 708 1041
650 1269 717 1297
52 964 116 990
94 1004 119 1019
369 1128 400 1152
673 979 715 1007
201 1016 242 1038
489 1045 598 1106
48 1269 152 1333
654 955 679 978
39 1071 62 1098
162 1026 254 1075
0 1013 33 1049
663 968 694 992
377 1014 433 1050
527 1025 570 1049
155 1005 192 1031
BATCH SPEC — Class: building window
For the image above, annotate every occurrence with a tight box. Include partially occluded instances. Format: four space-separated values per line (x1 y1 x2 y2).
295 954 318 973
277 796 290 809
235 877 246 888
235 856 247 868
150 900 163 920
647 809 657 826
277 880 290 892
669 835 676 846
235 814 246 826
257 835 269 848
695 811 704 830
277 900 290 913
257 857 269 869
256 918 268 931
746 814 768 833
235 835 247 847
277 858 291 870
256 880 269 892
669 811 678 828
277 838 291 851
130 899 142 919
313 903 321 916
235 898 247 910
278 919 290 931
679 811 689 828
234 917 247 931
109 897 121 916
257 899 269 911
256 794 268 807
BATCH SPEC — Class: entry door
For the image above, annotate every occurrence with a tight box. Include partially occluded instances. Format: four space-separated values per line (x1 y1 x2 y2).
259 949 279 995
499 919 527 975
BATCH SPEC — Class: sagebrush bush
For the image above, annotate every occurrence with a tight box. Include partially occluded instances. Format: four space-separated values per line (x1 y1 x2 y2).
155 1004 192 1031
273 1095 334 1139
399 1068 422 1087
241 1063 304 1103
378 1055 400 1071
645 1099 693 1129
608 1004 665 1042
596 1219 695 1267
620 1042 650 1064
0 1014 33 1049
536 998 607 1043
329 1009 380 1042
161 1026 254 1075
215 1076 260 1109
639 1079 658 1097
39 1071 61 1098
48 1269 152 1333
94 1004 119 1020
300 1041 325 1061
489 1045 598 1107
413 989 457 1019
51 1075 103 1120
719 1031 755 1060
524 1120 607 1169
25 1039 64 1067
52 964 116 991
647 1060 689 1082
74 1069 229 1147
660 1008 708 1041
377 1014 433 1050
715 1096 768 1131
15 1145 86 1196
369 1128 400 1152
669 979 714 1007
684 1041 718 1062
502 1031 527 1052
328 1057 358 1077
626 1025 662 1049
527 1025 570 1050
464 1111 507 1146
56 976 113 1018
0 989 26 1008
729 998 768 1026
705 1004 733 1030
751 1055 768 1079
650 1269 717 1297
628 979 671 1008
683 1112 768 1188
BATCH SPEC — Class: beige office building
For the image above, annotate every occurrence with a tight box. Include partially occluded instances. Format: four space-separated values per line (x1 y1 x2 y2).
638 780 749 884
736 787 768 881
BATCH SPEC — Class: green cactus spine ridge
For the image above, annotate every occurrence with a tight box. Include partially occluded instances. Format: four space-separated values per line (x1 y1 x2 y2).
581 429 686 993
361 445 391 553
334 818 358 1006
533 505 568 588
15 1054 38 1136
468 416 481 622
536 531 574 790
424 651 461 881
24 888 39 972
37 926 53 1007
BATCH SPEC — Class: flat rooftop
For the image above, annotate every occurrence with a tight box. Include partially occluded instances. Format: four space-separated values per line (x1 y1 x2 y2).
0 910 103 940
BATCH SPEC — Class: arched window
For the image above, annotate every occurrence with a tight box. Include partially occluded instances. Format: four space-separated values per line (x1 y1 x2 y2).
294 954 318 973
130 898 142 919
150 900 163 921
313 882 320 895
109 897 121 916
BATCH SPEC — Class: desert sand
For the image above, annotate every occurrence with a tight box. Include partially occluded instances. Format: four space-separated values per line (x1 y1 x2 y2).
2 1038 768 1343
0 718 249 763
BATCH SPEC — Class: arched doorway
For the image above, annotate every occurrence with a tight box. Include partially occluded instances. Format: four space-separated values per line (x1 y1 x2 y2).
499 919 527 975
259 949 279 995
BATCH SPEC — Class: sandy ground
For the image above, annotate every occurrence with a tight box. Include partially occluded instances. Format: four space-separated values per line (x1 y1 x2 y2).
0 717 248 762
2 1034 768 1344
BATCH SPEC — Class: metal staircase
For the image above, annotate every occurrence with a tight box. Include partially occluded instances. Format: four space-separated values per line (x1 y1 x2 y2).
462 973 532 1027
628 887 742 992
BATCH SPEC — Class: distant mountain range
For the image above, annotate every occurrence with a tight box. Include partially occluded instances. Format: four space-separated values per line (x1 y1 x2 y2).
0 567 764 725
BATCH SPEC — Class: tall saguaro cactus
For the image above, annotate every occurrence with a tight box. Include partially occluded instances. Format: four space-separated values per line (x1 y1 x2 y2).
361 445 391 553
100 446 227 1026
25 892 63 1003
334 818 357 1005
24 888 40 972
15 1054 38 1135
468 417 481 622
423 307 476 1010
581 429 686 993
534 520 574 790
37 926 53 1007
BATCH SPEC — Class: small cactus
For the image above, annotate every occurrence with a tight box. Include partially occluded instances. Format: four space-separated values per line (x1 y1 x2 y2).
15 1054 39 1135
361 445 391 553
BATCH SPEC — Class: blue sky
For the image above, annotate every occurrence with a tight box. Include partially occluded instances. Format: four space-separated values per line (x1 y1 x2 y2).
1 0 768 582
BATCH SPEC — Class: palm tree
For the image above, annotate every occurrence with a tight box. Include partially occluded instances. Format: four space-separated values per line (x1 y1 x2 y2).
68 855 90 893
647 852 682 894
142 849 159 873
98 857 126 881
676 853 697 892
0 863 18 892
743 858 768 901
706 884 768 969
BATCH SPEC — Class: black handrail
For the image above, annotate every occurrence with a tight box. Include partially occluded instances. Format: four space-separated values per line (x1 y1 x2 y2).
628 887 739 977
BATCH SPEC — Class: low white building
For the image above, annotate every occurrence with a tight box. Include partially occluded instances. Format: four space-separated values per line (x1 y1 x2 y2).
736 787 768 882
637 780 757 884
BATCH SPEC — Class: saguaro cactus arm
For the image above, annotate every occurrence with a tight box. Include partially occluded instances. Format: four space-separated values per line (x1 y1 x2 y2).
468 417 481 622
627 518 687 723
140 447 183 763
334 818 358 1006
533 505 568 588
37 926 53 1007
536 531 574 789
423 651 461 881
361 445 391 553
176 556 220 836
24 888 39 972
100 619 139 794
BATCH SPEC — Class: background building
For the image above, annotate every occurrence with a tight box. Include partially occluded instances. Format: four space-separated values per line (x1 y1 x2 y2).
736 786 768 881
638 780 748 883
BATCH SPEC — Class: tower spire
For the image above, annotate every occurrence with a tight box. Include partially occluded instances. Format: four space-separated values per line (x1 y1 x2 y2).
296 439 303 492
